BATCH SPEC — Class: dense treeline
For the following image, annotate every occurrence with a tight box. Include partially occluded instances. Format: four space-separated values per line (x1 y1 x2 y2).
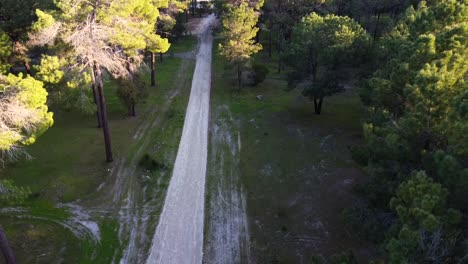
217 0 467 262
352 1 467 262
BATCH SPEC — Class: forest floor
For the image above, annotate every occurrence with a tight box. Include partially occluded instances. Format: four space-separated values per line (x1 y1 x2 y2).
0 35 197 263
204 41 381 263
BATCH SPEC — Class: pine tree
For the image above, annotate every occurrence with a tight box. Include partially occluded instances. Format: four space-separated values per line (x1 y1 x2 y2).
355 1 468 261
30 0 170 162
0 0 55 75
219 1 263 89
148 0 171 87
387 171 462 263
0 73 53 164
285 13 368 114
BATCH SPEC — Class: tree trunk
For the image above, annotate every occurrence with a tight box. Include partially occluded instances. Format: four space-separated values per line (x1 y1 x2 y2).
268 30 272 58
129 103 136 117
0 225 16 264
159 52 163 62
90 68 103 128
312 63 317 83
317 97 323 114
277 57 281 74
314 96 323 115
191 0 195 16
277 28 283 73
150 52 156 87
237 66 242 90
23 61 32 76
373 11 381 40
94 64 113 162
314 97 318 113
89 0 103 129
12 39 31 76
91 83 103 128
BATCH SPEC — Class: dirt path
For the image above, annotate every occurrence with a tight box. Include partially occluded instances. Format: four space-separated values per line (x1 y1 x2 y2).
146 14 215 264
114 57 195 264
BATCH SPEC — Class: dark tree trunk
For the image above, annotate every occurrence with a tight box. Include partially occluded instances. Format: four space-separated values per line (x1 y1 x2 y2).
314 97 318 113
159 52 163 62
237 66 242 90
91 83 103 128
191 0 196 16
90 68 103 128
318 97 323 114
277 57 281 74
129 103 136 117
89 1 103 129
23 61 32 75
268 30 272 58
0 225 16 264
150 52 156 87
373 11 381 40
313 96 324 115
94 64 113 162
337 2 344 16
312 62 317 83
277 28 283 73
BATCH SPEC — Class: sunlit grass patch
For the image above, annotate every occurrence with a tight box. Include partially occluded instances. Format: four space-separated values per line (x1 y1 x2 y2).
168 36 198 54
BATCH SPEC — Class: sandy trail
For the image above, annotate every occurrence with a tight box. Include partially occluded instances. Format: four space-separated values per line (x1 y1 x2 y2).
146 14 215 264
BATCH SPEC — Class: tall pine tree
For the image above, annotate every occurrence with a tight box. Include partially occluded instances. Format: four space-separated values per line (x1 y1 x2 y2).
219 1 263 88
30 0 170 162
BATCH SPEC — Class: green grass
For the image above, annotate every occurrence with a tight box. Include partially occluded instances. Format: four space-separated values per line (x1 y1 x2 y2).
1 215 122 263
209 43 376 262
0 215 82 263
0 54 196 263
168 36 198 54
1 57 184 203
80 219 122 264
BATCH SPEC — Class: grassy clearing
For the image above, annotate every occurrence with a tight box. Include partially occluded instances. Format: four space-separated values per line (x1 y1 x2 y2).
210 42 378 262
1 57 183 204
168 36 198 54
0 54 195 263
